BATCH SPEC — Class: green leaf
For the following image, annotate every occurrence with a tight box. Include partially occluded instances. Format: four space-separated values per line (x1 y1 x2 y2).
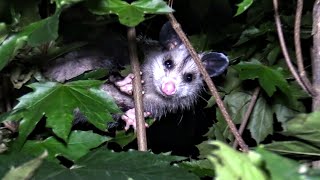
235 62 290 97
33 150 198 179
267 45 280 65
248 97 273 144
264 141 320 157
0 151 50 180
235 0 253 16
223 91 251 124
87 0 173 27
281 112 320 147
22 131 110 162
110 130 136 148
11 80 120 149
54 0 85 9
2 151 47 180
180 159 215 178
199 141 267 180
255 147 314 180
223 67 243 94
273 103 298 123
189 34 209 51
0 12 60 71
70 68 109 81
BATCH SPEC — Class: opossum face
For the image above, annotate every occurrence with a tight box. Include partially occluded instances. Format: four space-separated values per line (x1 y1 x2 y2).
145 22 229 100
149 47 204 99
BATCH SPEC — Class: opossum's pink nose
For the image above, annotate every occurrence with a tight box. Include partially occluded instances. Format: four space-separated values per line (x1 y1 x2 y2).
161 81 176 95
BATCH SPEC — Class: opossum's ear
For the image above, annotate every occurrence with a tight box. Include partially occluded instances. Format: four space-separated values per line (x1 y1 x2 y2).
159 21 182 50
202 52 229 77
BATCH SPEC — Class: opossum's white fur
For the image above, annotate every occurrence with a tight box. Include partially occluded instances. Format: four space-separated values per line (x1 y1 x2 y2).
140 42 206 118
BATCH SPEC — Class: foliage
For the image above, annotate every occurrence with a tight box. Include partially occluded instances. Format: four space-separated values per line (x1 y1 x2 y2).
0 0 320 179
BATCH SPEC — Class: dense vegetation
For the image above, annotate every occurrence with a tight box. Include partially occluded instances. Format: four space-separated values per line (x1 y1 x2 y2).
1 0 320 179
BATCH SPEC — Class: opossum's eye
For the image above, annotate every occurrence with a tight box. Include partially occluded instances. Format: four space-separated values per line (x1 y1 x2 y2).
183 73 193 83
164 59 174 70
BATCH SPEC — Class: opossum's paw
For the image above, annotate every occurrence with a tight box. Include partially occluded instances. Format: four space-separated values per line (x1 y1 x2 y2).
115 73 134 95
121 108 151 131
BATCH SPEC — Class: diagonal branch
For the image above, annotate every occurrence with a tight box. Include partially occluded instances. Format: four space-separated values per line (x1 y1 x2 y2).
166 13 249 152
232 87 260 149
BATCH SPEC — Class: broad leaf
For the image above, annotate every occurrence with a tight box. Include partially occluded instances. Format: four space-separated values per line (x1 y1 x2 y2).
248 97 273 144
87 0 173 27
223 91 251 124
0 151 49 180
2 151 47 180
273 103 298 123
110 130 136 148
22 131 110 162
198 141 267 180
256 147 318 180
0 12 60 71
235 62 290 97
180 159 215 178
235 0 253 16
264 141 320 157
33 150 198 179
12 80 120 149
281 112 320 147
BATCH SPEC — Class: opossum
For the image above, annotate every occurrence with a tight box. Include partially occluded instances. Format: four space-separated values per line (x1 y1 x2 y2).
43 22 229 130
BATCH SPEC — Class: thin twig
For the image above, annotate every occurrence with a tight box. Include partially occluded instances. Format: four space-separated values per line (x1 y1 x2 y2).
166 13 249 152
127 27 147 151
294 0 315 95
273 0 314 95
232 87 260 149
312 0 320 111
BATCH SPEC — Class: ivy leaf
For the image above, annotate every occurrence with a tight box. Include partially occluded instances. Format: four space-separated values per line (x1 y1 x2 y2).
0 11 60 71
248 97 273 144
198 141 267 180
87 0 173 27
32 150 198 179
22 131 111 162
11 80 120 149
234 0 253 16
235 62 290 97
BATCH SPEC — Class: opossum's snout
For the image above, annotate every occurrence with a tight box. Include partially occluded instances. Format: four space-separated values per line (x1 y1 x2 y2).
161 79 176 96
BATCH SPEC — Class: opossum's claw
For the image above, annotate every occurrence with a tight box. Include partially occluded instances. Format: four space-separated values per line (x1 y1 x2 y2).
121 108 150 131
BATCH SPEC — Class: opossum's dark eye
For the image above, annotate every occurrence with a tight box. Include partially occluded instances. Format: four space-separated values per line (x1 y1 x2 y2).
164 60 174 70
183 73 193 83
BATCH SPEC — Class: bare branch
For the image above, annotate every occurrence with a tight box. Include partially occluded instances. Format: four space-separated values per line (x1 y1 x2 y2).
294 0 315 95
273 0 314 95
127 27 147 151
232 87 260 149
166 13 249 152
312 0 320 111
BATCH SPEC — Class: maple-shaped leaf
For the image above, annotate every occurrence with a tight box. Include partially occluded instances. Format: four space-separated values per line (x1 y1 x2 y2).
234 62 290 97
13 80 120 149
22 131 111 162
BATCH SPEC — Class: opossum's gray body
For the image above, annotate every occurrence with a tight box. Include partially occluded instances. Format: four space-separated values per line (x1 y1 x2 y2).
43 22 229 126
